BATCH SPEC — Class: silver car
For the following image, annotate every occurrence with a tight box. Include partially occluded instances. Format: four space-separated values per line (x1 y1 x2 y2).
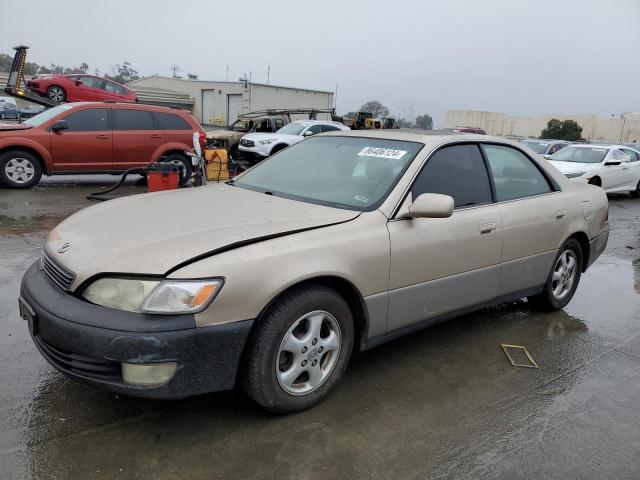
20 131 609 412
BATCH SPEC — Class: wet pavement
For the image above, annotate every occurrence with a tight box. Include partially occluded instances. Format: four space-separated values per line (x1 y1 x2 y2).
1 179 640 479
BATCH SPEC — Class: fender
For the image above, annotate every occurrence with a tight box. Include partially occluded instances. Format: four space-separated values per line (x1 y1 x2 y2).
152 141 192 162
0 137 53 172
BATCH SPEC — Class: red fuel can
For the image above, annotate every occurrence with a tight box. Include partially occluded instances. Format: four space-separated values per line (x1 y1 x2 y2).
147 162 180 192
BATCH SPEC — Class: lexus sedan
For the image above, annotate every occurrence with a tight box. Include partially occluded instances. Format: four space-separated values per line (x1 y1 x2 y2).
548 144 640 196
20 131 609 412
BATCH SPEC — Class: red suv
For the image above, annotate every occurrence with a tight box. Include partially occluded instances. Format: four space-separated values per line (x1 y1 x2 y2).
0 102 206 188
27 74 138 103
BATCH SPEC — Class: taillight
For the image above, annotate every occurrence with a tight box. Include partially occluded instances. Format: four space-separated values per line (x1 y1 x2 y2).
199 131 206 146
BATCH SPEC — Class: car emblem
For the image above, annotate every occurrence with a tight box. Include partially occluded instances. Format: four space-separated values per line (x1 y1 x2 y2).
58 242 72 254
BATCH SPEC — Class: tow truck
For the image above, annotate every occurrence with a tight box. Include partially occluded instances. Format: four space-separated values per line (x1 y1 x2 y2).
4 46 59 109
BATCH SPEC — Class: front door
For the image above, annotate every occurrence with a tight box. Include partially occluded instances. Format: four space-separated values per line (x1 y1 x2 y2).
387 144 502 332
49 107 112 171
112 108 165 169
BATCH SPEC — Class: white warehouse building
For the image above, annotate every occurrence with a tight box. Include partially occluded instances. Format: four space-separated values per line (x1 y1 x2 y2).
128 75 335 127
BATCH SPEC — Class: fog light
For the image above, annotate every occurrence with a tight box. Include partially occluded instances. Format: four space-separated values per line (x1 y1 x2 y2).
122 362 177 386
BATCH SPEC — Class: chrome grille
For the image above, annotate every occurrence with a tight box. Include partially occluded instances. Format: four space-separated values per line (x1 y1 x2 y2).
240 139 254 147
41 251 76 291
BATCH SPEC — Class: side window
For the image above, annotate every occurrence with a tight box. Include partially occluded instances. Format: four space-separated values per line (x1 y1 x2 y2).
321 124 341 132
274 119 285 130
80 76 103 89
155 112 191 130
483 144 552 201
412 144 492 208
613 149 631 162
255 119 271 132
61 108 109 131
114 109 155 130
623 149 639 161
306 124 323 135
105 81 124 95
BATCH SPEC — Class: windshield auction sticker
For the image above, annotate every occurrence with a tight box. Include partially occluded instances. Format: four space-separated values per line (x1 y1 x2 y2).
358 147 407 159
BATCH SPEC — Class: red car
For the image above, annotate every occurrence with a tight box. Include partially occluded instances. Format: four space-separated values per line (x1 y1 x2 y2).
27 74 138 104
0 102 206 188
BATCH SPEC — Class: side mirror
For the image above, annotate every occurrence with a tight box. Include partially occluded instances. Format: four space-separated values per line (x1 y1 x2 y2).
604 161 621 166
75 80 83 86
51 120 68 132
303 130 315 137
407 193 454 218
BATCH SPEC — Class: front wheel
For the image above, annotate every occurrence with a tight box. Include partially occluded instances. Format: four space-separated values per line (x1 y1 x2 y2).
528 238 582 311
241 285 354 413
0 150 43 188
46 85 66 103
161 154 192 185
630 180 640 198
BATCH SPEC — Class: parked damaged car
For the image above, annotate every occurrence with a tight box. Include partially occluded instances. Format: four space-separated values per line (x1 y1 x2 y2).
20 131 609 412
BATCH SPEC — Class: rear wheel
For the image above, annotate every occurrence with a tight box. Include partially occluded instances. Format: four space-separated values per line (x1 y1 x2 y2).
528 238 582 311
0 150 43 188
241 284 354 413
160 154 192 185
588 176 601 187
46 85 66 103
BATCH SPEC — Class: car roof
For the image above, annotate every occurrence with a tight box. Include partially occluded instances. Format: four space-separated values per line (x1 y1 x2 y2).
522 139 570 144
322 129 519 147
290 119 344 125
60 101 184 112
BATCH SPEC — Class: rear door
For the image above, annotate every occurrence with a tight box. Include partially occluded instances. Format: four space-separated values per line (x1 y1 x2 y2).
49 108 112 171
387 144 502 331
481 143 568 296
155 111 194 146
112 108 165 169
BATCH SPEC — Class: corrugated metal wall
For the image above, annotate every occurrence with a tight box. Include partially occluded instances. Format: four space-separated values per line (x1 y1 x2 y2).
129 76 334 127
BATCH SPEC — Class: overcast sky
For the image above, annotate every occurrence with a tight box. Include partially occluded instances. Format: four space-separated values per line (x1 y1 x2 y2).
3 0 639 125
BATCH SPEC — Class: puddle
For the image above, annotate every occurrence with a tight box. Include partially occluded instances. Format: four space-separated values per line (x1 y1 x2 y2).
0 214 68 236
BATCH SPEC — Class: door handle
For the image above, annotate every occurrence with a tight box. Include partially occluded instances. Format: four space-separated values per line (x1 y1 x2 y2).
556 209 567 219
479 223 496 235
622 167 629 170
96 134 109 139
150 134 163 139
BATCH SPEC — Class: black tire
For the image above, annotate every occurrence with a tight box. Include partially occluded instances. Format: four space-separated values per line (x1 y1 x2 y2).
241 284 354 413
269 144 287 156
229 143 239 160
528 238 583 311
0 150 43 189
630 180 640 198
46 85 66 103
588 176 601 187
161 154 192 185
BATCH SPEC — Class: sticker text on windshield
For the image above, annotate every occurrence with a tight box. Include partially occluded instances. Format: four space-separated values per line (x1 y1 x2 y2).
357 147 407 160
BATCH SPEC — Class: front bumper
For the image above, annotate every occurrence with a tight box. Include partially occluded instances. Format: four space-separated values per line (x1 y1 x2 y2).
238 143 270 158
20 262 253 399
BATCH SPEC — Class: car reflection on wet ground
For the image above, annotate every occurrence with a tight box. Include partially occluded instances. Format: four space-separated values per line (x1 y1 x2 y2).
1 177 640 479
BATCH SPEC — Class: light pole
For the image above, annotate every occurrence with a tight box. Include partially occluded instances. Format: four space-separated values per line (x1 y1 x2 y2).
613 113 627 143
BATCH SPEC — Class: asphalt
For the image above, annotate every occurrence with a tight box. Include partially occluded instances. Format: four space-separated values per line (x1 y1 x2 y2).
1 177 640 480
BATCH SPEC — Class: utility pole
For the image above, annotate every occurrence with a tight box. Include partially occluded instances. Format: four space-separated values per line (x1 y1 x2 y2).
226 65 229 82
334 84 338 110
267 64 270 85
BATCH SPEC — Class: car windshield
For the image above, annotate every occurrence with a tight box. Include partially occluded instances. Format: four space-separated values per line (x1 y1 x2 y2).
23 104 75 126
231 119 253 132
234 136 423 210
276 123 308 135
550 146 608 163
522 140 549 154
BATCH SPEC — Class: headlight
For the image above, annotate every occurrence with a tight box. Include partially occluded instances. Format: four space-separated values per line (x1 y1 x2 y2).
82 277 223 314
258 139 276 145
565 171 586 178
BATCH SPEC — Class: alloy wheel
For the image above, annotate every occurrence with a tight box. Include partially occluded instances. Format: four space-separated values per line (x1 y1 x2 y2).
551 250 577 300
48 87 64 102
4 158 36 184
276 310 342 396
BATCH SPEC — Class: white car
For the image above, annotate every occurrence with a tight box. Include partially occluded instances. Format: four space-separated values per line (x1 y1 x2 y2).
548 144 640 196
238 120 350 161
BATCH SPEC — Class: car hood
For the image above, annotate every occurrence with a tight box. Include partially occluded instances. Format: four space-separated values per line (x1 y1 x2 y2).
548 160 601 174
45 185 360 289
0 123 33 131
242 133 302 143
206 129 244 141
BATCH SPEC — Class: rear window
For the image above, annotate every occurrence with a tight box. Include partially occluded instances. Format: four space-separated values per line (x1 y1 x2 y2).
114 109 155 130
155 112 191 130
